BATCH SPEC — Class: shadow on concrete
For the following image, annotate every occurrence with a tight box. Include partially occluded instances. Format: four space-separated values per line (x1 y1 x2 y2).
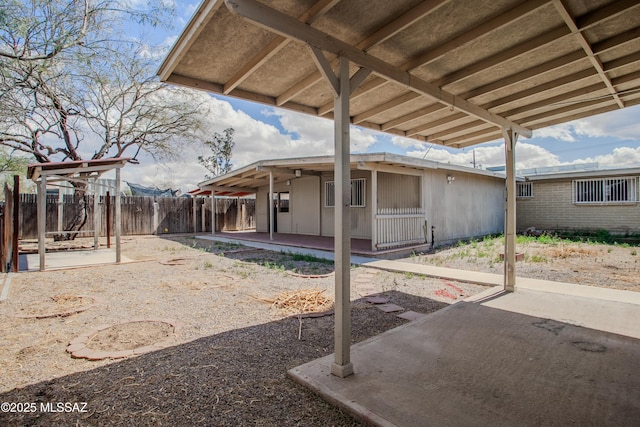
290 300 640 426
0 291 447 426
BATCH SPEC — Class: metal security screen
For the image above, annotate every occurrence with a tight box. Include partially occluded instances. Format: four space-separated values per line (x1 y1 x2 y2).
516 182 533 198
572 177 638 204
325 178 366 208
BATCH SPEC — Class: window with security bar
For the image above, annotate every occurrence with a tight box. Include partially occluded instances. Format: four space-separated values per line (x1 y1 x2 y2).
516 182 533 198
572 177 638 204
325 178 366 208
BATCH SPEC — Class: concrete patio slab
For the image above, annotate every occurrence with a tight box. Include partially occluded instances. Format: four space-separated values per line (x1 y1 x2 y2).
290 292 640 426
19 249 132 272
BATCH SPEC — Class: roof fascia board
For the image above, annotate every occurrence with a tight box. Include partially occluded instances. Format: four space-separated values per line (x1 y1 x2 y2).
223 0 532 138
204 185 258 193
356 161 425 177
525 169 640 181
35 163 125 179
166 74 319 116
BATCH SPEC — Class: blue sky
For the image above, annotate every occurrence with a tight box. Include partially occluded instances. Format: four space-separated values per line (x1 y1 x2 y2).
122 0 640 191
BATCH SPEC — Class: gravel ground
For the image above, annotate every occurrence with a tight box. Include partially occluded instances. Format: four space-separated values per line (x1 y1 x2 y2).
0 235 482 426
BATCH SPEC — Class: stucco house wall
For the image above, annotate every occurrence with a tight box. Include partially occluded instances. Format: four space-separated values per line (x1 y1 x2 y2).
255 163 506 246
428 171 505 245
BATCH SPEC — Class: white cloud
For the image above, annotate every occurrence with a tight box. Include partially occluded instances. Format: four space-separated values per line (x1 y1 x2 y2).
532 124 576 142
572 106 640 140
390 135 426 149
573 146 640 169
406 142 561 170
121 94 380 191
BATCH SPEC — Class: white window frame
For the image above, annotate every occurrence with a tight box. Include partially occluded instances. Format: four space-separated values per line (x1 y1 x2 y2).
572 176 638 205
516 182 533 198
325 178 366 208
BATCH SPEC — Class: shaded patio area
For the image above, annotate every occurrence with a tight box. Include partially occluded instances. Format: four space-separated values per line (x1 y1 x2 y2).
209 231 428 258
290 285 640 426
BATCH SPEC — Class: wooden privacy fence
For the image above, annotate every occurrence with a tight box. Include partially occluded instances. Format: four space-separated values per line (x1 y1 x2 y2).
18 194 255 239
0 178 20 272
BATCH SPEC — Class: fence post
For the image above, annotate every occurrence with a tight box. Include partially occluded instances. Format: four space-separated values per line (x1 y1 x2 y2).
106 191 111 248
153 201 159 234
201 198 206 233
211 197 216 235
12 175 19 272
192 197 197 233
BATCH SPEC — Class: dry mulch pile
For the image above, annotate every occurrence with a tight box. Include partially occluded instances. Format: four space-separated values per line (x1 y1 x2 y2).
0 235 471 426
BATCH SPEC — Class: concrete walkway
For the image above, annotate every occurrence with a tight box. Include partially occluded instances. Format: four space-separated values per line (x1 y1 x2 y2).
19 249 132 272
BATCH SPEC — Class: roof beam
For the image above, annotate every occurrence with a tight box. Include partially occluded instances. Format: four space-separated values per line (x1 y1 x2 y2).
224 0 532 137
223 0 339 94
406 112 467 137
432 26 572 89
370 5 640 135
317 0 551 117
482 68 599 111
275 0 447 106
402 0 549 72
552 0 624 108
357 0 448 51
352 92 421 124
381 104 444 131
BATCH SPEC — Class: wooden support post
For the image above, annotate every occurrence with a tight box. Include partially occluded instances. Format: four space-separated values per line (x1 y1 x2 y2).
106 191 111 248
371 169 377 251
57 184 64 234
38 176 46 271
93 177 99 250
202 198 206 233
503 128 518 292
332 56 353 378
211 196 216 234
115 168 121 264
269 171 274 241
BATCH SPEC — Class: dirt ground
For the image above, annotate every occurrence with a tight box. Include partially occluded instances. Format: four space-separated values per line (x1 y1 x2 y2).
403 235 640 292
0 234 637 426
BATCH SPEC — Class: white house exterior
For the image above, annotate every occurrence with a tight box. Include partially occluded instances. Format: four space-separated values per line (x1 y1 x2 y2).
200 153 506 251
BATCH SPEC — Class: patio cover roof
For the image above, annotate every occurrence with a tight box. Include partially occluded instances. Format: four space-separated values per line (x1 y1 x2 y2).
27 158 130 182
159 0 640 379
199 152 506 197
159 0 640 147
26 158 130 271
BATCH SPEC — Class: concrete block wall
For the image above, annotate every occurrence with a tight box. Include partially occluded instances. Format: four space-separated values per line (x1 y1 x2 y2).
517 180 640 234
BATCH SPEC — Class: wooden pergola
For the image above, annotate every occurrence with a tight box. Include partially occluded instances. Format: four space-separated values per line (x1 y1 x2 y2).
158 0 640 377
27 158 129 271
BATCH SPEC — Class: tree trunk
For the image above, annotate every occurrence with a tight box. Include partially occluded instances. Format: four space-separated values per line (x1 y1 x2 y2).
53 181 89 241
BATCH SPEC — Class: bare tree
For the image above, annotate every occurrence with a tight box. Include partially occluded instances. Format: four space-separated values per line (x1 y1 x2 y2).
198 128 235 179
0 0 209 239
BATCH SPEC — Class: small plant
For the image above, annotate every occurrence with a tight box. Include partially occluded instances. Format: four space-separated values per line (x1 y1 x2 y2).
632 250 637 256
529 254 548 263
404 272 415 279
203 261 213 269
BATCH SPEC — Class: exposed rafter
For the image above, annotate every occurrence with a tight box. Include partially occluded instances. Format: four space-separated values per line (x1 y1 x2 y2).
222 0 340 94
552 0 624 108
225 0 532 137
